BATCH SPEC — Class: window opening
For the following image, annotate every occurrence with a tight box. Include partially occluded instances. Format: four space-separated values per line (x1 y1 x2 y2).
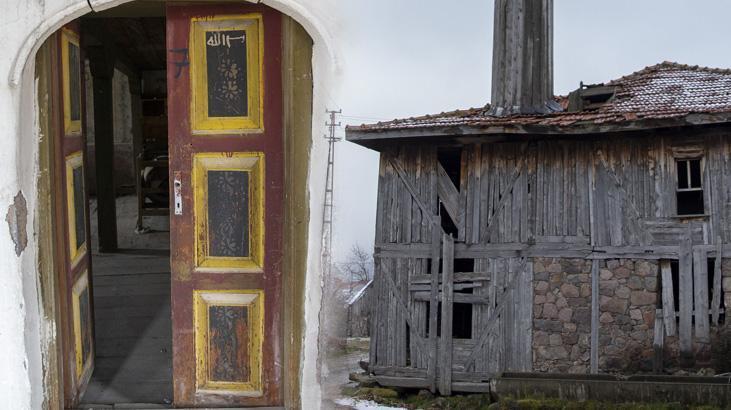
439 202 459 238
669 258 724 325
424 302 441 337
405 324 411 364
423 289 474 339
437 147 462 187
676 158 704 216
437 147 462 238
454 258 475 273
708 257 726 324
656 270 663 309
453 288 473 339
670 261 680 314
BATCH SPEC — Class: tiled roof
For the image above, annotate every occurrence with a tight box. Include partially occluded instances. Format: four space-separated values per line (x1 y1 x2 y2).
347 62 731 134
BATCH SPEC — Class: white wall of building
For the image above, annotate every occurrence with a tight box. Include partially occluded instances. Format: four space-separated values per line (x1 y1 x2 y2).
0 1 339 408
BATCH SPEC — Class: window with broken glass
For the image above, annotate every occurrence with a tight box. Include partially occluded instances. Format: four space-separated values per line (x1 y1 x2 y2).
675 158 705 216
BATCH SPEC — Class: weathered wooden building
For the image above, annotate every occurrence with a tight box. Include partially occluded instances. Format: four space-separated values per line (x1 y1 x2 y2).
346 0 731 395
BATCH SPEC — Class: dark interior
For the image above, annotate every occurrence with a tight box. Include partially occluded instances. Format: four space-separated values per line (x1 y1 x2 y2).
80 2 173 405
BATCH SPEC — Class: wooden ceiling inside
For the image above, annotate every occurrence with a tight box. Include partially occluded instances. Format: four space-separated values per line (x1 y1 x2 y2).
89 1 165 18
82 1 166 71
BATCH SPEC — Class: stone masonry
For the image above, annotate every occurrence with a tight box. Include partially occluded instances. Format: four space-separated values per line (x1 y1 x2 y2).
533 258 731 374
597 259 658 372
532 257 592 373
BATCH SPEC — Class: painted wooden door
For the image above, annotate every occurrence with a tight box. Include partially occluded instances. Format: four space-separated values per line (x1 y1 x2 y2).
166 4 283 407
52 23 95 407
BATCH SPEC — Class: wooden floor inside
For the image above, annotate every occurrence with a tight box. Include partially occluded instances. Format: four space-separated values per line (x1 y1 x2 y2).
81 196 172 405
80 250 173 405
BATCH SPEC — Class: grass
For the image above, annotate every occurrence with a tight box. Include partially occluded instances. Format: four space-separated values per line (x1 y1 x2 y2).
341 387 723 410
491 398 720 410
342 386 491 409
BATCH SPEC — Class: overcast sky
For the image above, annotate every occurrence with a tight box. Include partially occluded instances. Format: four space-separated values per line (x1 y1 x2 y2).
328 0 731 264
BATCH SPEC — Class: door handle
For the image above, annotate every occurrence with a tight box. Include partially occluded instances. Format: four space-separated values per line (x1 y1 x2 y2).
174 171 183 216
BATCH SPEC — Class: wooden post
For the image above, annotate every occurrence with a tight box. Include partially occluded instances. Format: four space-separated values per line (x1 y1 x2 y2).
660 261 676 336
588 146 599 373
712 238 723 325
427 226 441 393
693 248 710 342
87 46 118 252
439 234 454 395
590 259 599 373
679 226 693 362
653 309 664 373
128 77 144 232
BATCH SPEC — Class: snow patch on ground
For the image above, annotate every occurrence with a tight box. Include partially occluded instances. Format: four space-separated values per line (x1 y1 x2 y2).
334 397 406 410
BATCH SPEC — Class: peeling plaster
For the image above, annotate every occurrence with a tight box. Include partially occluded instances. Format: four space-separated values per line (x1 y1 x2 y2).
4 0 339 407
6 191 28 257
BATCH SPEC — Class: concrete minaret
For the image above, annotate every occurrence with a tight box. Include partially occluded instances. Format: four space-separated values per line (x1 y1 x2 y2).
489 0 562 116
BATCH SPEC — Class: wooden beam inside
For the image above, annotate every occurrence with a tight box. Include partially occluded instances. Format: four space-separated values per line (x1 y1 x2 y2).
87 46 118 252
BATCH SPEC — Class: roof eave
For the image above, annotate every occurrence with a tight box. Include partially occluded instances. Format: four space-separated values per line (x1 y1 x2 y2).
346 112 731 150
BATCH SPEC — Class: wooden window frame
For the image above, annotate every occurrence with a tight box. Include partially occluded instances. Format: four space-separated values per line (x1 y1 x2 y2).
193 152 265 272
674 157 705 216
65 151 87 267
193 290 264 396
189 13 264 133
71 270 93 381
61 28 81 135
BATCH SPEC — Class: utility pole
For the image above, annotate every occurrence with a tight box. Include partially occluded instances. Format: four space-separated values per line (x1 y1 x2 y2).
318 110 341 386
322 109 341 280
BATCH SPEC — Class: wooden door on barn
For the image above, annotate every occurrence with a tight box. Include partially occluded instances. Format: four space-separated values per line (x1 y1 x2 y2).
371 243 533 394
50 23 95 408
166 4 283 407
370 149 533 394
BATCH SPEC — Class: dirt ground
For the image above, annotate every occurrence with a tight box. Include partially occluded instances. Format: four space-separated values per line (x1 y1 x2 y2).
322 338 383 409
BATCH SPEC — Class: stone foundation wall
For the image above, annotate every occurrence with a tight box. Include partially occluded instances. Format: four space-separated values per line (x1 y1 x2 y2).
532 258 592 373
597 259 658 372
532 257 731 374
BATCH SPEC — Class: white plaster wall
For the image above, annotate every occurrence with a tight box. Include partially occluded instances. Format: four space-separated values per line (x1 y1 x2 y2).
0 0 340 408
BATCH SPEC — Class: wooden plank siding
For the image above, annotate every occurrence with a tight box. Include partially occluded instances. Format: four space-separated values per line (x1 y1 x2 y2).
377 136 731 249
368 133 731 389
660 261 676 336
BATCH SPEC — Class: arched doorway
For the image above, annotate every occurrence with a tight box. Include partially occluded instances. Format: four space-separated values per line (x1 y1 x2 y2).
28 1 322 407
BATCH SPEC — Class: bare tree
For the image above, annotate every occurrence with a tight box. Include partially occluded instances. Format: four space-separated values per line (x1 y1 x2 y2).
339 243 373 285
